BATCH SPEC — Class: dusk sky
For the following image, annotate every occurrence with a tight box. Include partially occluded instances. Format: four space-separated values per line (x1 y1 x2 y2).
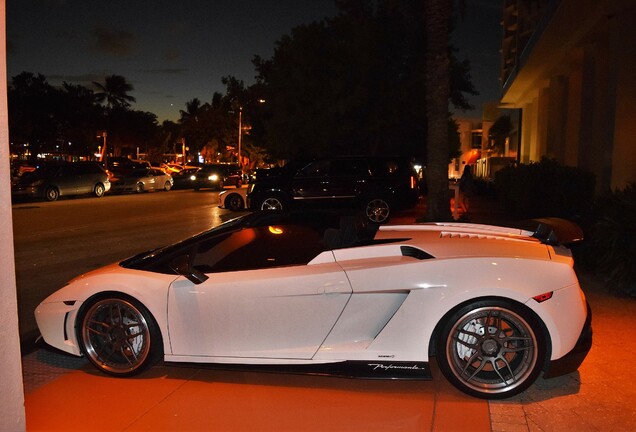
7 0 502 123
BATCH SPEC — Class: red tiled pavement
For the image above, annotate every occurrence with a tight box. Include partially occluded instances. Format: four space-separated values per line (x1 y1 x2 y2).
24 359 490 431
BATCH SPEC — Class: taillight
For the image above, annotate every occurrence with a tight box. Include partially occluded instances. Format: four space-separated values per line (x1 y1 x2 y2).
410 176 416 189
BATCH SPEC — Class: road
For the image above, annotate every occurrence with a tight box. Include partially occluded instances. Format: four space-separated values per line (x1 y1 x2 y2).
12 188 247 345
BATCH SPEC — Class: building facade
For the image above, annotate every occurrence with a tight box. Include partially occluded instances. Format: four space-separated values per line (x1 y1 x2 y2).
500 0 636 193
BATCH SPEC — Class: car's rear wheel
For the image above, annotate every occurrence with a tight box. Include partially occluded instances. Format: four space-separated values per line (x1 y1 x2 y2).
45 186 60 201
365 198 390 223
436 299 546 399
226 193 245 211
94 183 105 197
259 196 284 210
77 295 163 377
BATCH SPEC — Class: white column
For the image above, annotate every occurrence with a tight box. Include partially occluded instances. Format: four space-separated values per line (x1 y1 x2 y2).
0 1 27 430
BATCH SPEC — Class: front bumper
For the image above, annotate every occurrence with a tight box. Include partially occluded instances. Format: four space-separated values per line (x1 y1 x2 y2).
543 302 592 378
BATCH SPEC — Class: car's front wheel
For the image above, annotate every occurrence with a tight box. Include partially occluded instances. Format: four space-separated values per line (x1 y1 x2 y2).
135 182 144 193
364 198 390 223
163 181 172 191
259 195 284 210
226 193 245 211
436 299 546 399
77 295 163 377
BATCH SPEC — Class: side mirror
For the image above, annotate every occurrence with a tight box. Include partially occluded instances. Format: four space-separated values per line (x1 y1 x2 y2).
170 255 209 285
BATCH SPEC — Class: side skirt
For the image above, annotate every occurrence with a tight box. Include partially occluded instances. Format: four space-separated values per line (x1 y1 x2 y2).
164 360 432 380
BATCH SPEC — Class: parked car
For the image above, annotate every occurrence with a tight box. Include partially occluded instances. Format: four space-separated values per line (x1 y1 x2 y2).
11 161 111 201
219 187 247 211
35 211 591 399
105 157 150 174
110 167 173 193
193 164 243 191
247 156 419 223
171 167 201 189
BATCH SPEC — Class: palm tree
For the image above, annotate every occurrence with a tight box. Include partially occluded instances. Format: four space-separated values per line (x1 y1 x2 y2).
424 0 452 221
93 75 136 109
179 98 204 123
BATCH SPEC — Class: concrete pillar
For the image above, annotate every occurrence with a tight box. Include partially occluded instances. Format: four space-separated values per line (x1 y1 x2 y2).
0 1 27 430
610 9 636 190
535 85 550 161
564 49 584 167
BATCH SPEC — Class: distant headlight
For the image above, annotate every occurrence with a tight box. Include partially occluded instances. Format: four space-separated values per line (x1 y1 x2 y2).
208 174 219 182
189 175 196 181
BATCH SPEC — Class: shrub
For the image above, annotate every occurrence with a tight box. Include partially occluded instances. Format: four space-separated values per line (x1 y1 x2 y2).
494 158 595 220
577 183 636 296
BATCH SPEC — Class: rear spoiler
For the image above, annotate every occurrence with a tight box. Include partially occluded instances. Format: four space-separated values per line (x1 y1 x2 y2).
525 218 584 246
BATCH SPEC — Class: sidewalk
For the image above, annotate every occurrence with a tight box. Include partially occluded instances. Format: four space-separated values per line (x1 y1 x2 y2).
22 194 636 431
23 352 491 431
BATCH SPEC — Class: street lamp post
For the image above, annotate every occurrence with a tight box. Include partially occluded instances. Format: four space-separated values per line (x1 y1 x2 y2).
237 107 243 167
98 131 107 169
181 137 186 166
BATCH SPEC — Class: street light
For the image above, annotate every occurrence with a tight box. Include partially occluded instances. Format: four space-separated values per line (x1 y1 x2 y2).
237 106 243 167
236 99 264 168
97 131 107 169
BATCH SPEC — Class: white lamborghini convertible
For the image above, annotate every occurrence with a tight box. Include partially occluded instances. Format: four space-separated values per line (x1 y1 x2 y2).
35 210 592 399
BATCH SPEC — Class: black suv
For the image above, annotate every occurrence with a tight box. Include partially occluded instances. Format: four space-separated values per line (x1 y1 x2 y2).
246 156 419 223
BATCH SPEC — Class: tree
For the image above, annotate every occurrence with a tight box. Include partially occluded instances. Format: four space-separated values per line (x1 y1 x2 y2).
92 75 136 109
57 82 104 157
107 108 160 157
424 0 453 221
179 98 204 123
8 72 60 157
177 87 239 162
251 0 476 163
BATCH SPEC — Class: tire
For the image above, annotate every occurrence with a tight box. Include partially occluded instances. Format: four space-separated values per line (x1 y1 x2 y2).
365 198 390 224
135 182 144 193
259 196 284 211
163 181 172 191
77 295 163 377
226 193 245 211
45 186 60 201
436 299 546 399
94 183 105 198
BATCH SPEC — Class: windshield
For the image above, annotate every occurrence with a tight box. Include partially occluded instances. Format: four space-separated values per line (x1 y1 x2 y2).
119 214 250 269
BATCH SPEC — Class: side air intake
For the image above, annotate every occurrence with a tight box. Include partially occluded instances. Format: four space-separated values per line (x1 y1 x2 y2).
401 245 434 260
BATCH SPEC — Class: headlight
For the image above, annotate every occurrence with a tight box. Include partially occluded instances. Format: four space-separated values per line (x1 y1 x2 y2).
189 175 196 181
208 174 219 181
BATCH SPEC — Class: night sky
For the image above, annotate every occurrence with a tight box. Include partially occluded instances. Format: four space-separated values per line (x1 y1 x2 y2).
7 0 501 122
